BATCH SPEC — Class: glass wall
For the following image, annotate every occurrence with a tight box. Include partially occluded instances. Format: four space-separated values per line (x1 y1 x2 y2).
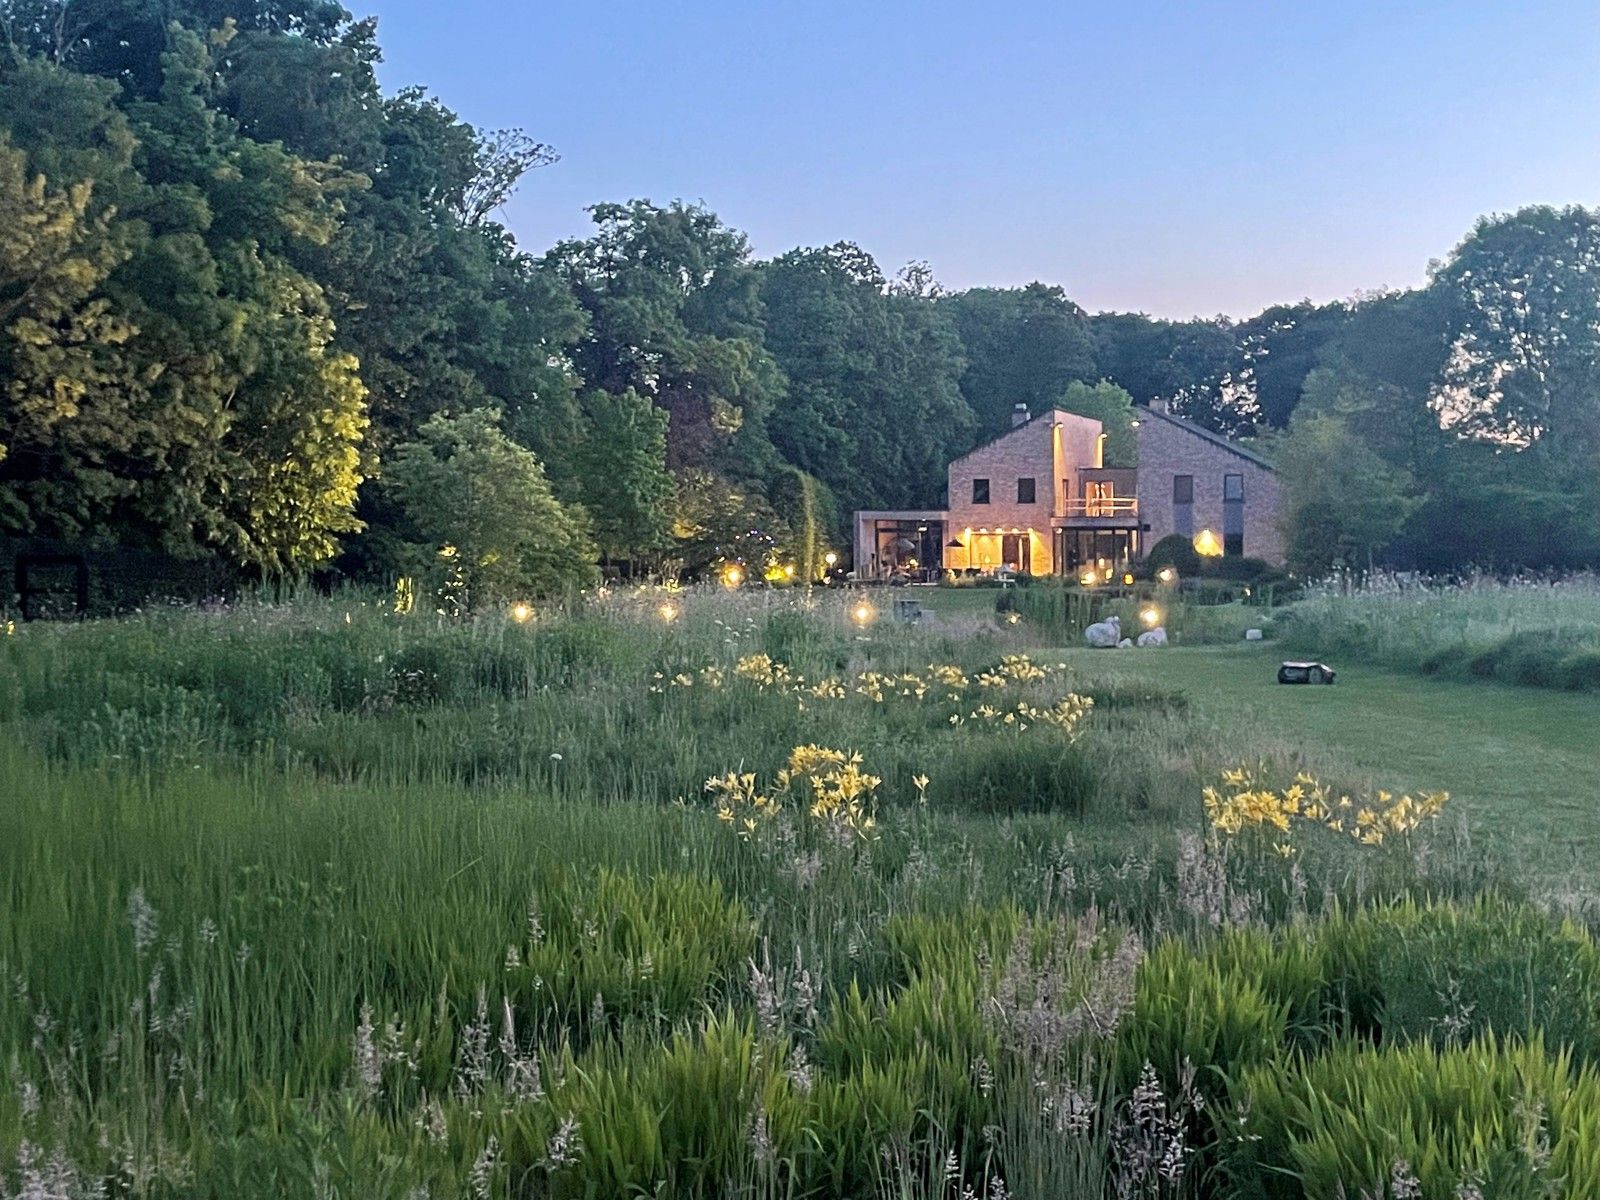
868 520 945 580
1055 528 1140 574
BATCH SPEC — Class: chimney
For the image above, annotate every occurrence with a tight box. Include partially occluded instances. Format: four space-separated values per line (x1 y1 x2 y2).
1148 398 1169 415
1011 402 1030 428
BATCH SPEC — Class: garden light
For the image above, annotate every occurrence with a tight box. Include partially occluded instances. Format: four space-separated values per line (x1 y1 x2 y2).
658 601 679 622
509 601 534 624
1079 571 1097 587
723 565 744 588
1123 572 1135 586
851 601 876 627
1194 530 1224 558
1141 607 1162 628
1157 567 1177 584
824 551 838 567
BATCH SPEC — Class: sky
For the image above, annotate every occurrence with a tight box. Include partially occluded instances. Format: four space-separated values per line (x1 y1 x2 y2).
361 0 1600 320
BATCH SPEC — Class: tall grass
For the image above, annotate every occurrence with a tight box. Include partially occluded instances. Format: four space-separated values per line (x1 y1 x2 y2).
1009 585 1273 646
0 586 1570 1197
1280 573 1600 690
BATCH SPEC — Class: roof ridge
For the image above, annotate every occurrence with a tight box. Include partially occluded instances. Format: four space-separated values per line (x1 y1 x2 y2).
949 407 1099 464
1143 408 1274 470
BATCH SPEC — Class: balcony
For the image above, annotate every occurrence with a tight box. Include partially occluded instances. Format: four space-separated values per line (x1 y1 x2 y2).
1056 467 1139 525
1058 496 1139 519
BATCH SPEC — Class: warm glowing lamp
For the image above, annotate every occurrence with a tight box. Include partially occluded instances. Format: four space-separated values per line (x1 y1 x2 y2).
509 601 534 624
658 601 679 622
851 601 876 627
1157 567 1177 585
1193 530 1224 558
723 565 744 587
1141 607 1161 628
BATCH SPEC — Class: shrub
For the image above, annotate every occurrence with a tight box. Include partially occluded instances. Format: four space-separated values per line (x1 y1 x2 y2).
1146 534 1202 577
1205 555 1278 583
384 407 598 606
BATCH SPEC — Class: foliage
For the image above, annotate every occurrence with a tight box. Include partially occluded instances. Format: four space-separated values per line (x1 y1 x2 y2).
0 47 370 572
383 408 597 604
1280 574 1600 692
1229 1036 1600 1199
1431 206 1600 455
1058 379 1139 466
758 243 973 516
1145 533 1202 577
1275 401 1419 576
1089 311 1237 421
570 387 674 569
940 282 1097 437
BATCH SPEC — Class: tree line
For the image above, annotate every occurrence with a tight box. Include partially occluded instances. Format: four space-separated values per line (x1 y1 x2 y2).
2 0 1598 598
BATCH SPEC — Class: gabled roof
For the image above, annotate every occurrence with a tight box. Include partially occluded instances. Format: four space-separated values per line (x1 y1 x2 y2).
949 408 1100 465
1141 407 1275 471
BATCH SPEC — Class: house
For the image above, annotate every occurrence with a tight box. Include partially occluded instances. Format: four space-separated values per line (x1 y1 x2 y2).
851 399 1281 580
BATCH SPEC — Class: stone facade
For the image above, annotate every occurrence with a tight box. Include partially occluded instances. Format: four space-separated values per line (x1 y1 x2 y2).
851 402 1284 577
943 409 1103 575
1134 406 1282 564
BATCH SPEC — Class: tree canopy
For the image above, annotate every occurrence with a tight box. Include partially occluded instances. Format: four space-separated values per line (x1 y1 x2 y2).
3 0 1599 585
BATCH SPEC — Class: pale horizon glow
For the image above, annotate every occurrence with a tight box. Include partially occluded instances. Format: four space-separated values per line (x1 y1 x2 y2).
362 0 1600 320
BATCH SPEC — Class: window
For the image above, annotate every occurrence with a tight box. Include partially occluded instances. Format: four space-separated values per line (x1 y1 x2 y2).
972 478 990 504
1173 474 1194 537
1223 473 1245 556
1016 477 1036 504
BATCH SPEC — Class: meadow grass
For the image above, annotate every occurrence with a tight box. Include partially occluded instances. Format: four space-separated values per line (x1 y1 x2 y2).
0 586 1587 1198
1279 573 1600 691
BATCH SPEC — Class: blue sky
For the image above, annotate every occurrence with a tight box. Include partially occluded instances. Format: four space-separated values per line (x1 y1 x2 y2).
363 1 1600 319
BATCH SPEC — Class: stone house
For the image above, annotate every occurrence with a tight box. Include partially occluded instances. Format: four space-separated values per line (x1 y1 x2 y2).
851 399 1281 579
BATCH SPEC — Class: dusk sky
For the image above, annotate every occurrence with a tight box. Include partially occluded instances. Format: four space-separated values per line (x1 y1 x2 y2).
363 1 1600 319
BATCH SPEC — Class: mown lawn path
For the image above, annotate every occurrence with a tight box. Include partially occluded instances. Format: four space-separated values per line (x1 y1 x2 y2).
1067 643 1600 889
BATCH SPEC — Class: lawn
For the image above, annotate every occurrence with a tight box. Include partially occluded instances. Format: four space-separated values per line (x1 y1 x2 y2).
1067 643 1600 894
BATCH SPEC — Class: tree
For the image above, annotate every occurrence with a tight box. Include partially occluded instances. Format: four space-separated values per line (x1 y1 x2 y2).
1275 406 1416 575
384 408 596 603
1230 300 1351 430
940 283 1097 438
1090 311 1238 426
545 200 783 476
668 467 789 578
758 243 972 516
0 44 369 573
1057 380 1138 466
0 130 136 531
571 388 674 570
1430 205 1600 455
